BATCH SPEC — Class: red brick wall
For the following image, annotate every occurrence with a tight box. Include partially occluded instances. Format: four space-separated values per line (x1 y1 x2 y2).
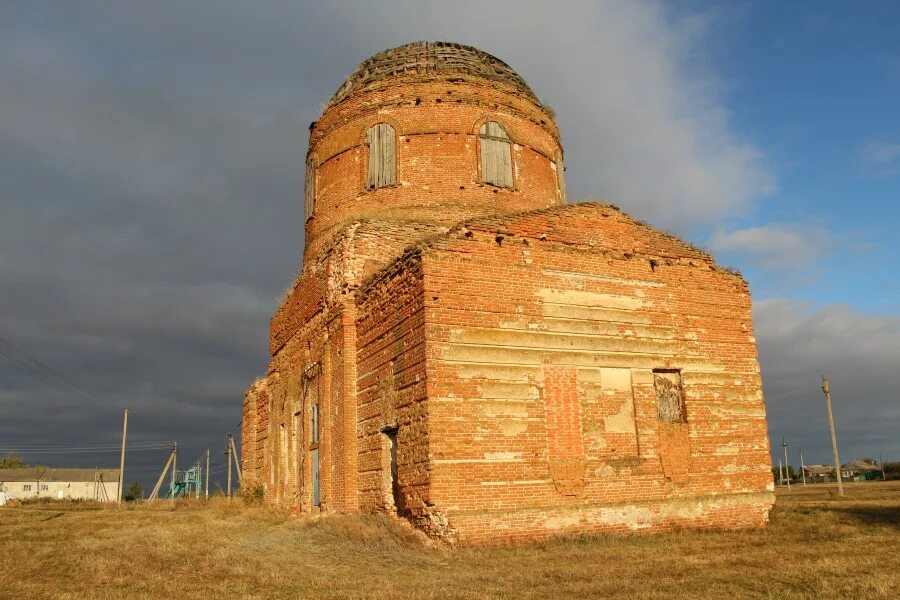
250 219 451 510
303 79 563 264
419 204 773 543
241 379 266 487
355 252 453 537
243 46 774 544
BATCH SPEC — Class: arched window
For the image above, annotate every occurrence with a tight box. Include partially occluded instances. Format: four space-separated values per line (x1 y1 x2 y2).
304 158 315 220
479 121 513 188
366 123 396 189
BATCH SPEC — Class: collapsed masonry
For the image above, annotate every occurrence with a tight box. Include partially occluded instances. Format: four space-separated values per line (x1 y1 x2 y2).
241 41 774 544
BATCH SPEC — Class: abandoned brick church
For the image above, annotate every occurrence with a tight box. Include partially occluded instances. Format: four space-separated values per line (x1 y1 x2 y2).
241 42 774 543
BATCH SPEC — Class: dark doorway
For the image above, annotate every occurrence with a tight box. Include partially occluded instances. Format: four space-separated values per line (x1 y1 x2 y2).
383 426 403 514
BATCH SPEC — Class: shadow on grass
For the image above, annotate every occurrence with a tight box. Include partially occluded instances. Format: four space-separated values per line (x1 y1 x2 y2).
831 506 900 528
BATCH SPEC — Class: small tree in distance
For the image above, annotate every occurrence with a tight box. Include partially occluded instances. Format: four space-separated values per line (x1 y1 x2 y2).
123 482 144 502
0 454 27 469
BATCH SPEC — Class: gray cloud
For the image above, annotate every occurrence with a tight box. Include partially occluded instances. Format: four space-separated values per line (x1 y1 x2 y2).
708 223 833 270
755 299 900 465
0 1 891 489
859 139 900 176
860 140 900 165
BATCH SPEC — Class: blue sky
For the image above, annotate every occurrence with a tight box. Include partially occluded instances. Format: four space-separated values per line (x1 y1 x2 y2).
693 2 900 312
681 2 900 465
1 1 898 484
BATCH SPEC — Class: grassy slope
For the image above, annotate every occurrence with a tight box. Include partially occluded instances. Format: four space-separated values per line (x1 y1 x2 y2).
1 482 898 600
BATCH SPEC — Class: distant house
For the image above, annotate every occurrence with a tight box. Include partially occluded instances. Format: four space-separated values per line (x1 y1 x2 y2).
802 464 834 482
0 468 119 501
841 460 882 481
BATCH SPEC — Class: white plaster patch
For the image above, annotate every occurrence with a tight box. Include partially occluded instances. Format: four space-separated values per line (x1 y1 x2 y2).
718 462 751 474
484 452 520 461
537 289 648 310
595 464 616 477
540 269 665 288
499 421 528 436
601 367 632 392
715 443 741 455
605 398 636 434
597 505 653 530
544 512 582 530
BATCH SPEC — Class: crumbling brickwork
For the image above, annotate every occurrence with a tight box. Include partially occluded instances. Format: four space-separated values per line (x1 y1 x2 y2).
241 41 774 543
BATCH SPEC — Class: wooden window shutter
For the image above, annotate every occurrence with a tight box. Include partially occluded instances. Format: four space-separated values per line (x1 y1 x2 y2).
366 124 396 189
479 122 513 188
304 159 315 220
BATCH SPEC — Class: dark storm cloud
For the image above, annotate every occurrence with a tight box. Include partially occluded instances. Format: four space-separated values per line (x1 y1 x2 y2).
0 1 895 488
1 3 320 480
755 300 900 465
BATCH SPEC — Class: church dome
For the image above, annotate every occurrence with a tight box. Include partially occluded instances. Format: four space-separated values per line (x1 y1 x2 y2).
304 41 563 265
328 41 543 109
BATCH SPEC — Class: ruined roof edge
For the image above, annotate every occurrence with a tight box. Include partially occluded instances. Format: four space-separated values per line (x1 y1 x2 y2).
357 202 747 296
327 41 544 109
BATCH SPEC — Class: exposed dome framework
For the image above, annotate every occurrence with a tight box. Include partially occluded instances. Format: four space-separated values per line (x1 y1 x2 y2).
328 41 543 108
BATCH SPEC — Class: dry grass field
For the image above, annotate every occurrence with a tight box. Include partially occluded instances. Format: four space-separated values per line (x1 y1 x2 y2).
1 482 898 600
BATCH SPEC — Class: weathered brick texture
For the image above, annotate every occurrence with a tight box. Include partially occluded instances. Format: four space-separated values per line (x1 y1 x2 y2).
241 42 774 543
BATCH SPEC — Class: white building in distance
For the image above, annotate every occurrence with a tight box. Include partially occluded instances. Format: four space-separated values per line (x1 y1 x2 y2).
0 468 119 502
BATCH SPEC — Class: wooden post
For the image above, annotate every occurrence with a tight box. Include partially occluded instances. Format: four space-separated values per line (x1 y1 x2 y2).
781 438 791 491
229 434 243 485
117 408 128 505
205 449 210 499
148 448 175 503
171 442 178 501
226 435 233 499
822 376 844 497
800 451 807 486
98 473 109 502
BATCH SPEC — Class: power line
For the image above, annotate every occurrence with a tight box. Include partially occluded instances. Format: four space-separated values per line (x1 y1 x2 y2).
0 335 102 403
0 442 171 451
0 348 85 400
0 441 171 450
0 447 173 455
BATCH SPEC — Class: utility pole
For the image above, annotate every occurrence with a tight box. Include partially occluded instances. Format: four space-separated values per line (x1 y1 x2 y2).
229 434 243 485
821 376 844 496
171 441 178 501
778 460 784 486
800 450 807 486
148 445 176 502
205 449 210 499
225 435 233 499
117 408 128 505
781 438 791 491
881 451 886 481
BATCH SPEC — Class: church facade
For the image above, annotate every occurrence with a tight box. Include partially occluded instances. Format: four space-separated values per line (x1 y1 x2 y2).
241 42 774 543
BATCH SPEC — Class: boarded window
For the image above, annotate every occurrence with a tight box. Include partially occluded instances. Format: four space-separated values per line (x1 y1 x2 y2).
304 159 315 220
479 121 513 188
654 370 687 423
310 403 319 444
366 123 397 189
